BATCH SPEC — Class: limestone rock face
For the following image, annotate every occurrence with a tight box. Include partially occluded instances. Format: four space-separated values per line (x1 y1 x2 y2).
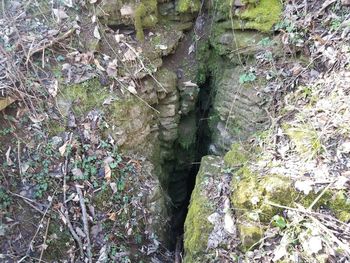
208 63 270 154
184 156 233 263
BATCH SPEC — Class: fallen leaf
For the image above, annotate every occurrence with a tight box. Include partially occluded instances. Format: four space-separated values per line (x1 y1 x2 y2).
114 33 124 43
53 8 69 23
183 81 198 87
94 59 105 71
75 227 86 237
108 212 116 221
295 180 313 195
48 79 58 97
120 4 134 16
5 147 14 166
127 85 137 95
188 43 195 54
96 245 108 263
155 44 167 50
0 97 15 111
59 141 69 156
308 236 323 254
71 168 83 178
93 26 101 40
28 113 46 123
104 163 111 182
224 212 235 234
110 182 118 193
123 49 136 61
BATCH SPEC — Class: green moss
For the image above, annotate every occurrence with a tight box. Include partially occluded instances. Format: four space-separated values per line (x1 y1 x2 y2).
237 222 263 250
213 0 281 32
329 191 350 222
43 221 71 261
231 168 297 222
59 78 107 116
135 0 158 41
184 156 221 262
93 187 113 211
239 0 282 32
284 123 323 159
224 143 249 167
177 0 201 13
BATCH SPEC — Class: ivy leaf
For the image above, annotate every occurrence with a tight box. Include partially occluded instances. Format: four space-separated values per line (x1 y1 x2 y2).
272 215 287 229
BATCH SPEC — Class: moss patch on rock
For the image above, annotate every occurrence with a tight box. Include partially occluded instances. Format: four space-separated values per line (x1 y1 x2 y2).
238 0 282 32
177 0 201 13
135 0 158 41
184 156 222 263
224 142 249 167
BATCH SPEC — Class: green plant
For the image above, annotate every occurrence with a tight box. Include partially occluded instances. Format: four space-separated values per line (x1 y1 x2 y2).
330 18 342 31
0 127 14 136
239 72 256 84
258 37 272 47
0 188 12 209
272 215 287 229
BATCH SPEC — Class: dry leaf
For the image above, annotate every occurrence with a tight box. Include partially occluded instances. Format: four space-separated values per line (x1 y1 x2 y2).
123 49 136 61
155 44 167 50
110 182 118 193
0 97 15 111
127 85 137 95
53 8 69 23
188 43 195 54
75 227 86 237
48 79 58 97
59 141 69 156
120 4 134 16
93 26 101 40
295 180 313 195
114 33 124 43
108 212 117 221
104 163 111 182
183 81 198 87
5 147 14 166
94 59 105 71
28 113 46 123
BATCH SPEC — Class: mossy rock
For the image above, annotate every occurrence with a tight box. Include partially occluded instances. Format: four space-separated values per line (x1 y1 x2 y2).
238 0 282 32
184 156 222 263
237 221 263 250
224 142 249 167
284 123 323 159
57 78 107 117
213 0 282 32
231 168 296 223
329 191 350 222
135 0 158 41
177 0 201 13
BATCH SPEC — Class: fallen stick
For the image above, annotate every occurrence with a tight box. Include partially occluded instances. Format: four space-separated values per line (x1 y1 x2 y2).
60 208 84 259
76 185 92 263
39 217 51 263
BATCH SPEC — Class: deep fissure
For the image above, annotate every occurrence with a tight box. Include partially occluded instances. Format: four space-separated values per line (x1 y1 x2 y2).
168 76 213 250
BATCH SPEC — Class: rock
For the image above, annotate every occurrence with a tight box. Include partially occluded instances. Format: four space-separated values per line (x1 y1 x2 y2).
237 222 263 250
184 156 227 262
209 63 270 153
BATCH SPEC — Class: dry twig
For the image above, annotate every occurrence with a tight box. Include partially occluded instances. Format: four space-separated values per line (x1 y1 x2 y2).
76 185 92 263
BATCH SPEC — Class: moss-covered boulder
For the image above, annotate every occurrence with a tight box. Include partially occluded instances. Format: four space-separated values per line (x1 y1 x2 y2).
184 156 224 263
214 0 282 32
